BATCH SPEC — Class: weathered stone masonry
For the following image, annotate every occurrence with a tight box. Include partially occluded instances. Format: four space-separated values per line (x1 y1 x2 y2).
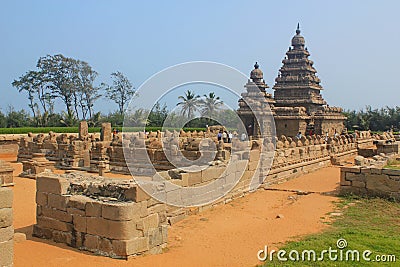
0 160 14 267
31 131 371 257
33 173 168 259
0 187 13 267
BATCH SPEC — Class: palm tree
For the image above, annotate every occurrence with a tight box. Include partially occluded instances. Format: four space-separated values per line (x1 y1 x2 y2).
60 111 78 127
200 92 224 119
176 90 200 119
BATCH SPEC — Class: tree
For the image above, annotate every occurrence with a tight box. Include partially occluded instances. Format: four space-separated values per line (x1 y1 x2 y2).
199 92 223 119
75 60 101 119
0 110 6 128
59 111 78 127
37 54 78 118
147 102 168 127
5 106 31 128
103 71 135 115
176 90 200 119
125 108 149 127
12 70 55 126
12 71 37 119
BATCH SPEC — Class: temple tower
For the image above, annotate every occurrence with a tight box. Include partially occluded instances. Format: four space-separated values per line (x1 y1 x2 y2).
273 24 326 114
238 62 275 138
272 24 346 136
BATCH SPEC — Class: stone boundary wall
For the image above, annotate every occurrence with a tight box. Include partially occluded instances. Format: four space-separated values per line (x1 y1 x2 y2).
340 165 400 200
0 187 13 267
16 128 375 177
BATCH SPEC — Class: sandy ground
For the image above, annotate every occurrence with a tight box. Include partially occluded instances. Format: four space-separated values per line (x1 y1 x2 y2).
2 153 342 267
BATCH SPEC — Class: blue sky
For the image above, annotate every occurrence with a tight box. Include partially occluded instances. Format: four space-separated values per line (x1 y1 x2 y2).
0 0 399 114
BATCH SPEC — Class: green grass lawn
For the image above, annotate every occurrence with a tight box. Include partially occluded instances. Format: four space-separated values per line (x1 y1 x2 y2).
383 159 400 170
260 197 400 266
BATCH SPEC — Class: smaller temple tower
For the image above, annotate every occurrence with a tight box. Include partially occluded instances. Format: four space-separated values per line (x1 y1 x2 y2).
237 62 275 138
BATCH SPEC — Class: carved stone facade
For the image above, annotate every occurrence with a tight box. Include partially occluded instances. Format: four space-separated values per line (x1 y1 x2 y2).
238 25 346 138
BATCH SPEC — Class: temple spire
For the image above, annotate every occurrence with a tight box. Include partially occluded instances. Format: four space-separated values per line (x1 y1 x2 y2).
273 25 326 109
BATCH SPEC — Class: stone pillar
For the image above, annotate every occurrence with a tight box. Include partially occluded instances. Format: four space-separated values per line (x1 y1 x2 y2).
98 160 107 176
79 121 89 140
101 123 112 142
0 187 13 267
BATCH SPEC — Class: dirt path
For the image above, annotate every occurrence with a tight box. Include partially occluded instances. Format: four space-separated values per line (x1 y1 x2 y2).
4 154 341 267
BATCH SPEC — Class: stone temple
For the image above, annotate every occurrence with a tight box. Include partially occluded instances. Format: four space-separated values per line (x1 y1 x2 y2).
238 24 346 137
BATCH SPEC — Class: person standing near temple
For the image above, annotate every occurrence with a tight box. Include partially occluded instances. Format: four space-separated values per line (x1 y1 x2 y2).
222 131 227 143
217 131 222 141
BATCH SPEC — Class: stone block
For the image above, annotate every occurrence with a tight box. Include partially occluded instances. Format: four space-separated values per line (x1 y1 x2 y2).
0 239 13 267
35 191 48 207
99 237 113 254
186 171 202 184
340 178 352 186
182 172 202 186
360 167 372 174
37 175 69 194
147 245 163 255
36 216 73 232
124 186 151 202
382 168 400 176
85 201 102 217
101 202 141 221
352 180 366 188
147 204 166 215
340 167 361 173
33 225 53 239
345 173 365 182
101 123 112 142
52 230 72 245
201 167 225 183
0 188 13 209
67 207 85 216
148 227 164 247
140 213 159 233
112 237 149 257
0 208 12 228
161 224 168 242
366 174 400 192
86 217 142 240
68 195 90 210
48 193 69 211
0 226 13 242
370 168 382 174
41 206 72 222
75 231 84 248
73 214 87 232
84 234 99 251
0 160 14 186
79 121 89 139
